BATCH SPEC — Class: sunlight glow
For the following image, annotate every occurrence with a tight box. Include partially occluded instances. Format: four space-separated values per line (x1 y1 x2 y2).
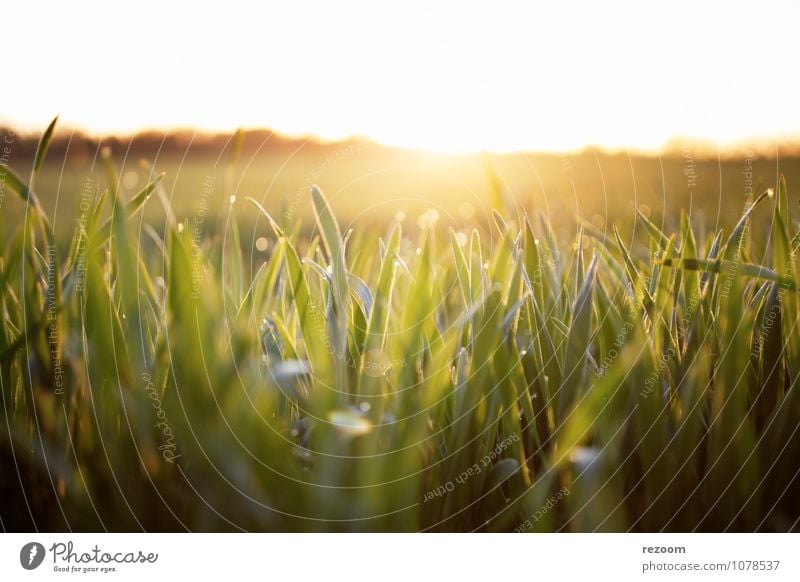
2 0 799 153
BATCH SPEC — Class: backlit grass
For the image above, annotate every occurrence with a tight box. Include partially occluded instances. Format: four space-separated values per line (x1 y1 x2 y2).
1 119 799 532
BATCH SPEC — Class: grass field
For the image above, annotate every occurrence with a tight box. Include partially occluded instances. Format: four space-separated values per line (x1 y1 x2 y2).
1 120 799 532
3 126 798 248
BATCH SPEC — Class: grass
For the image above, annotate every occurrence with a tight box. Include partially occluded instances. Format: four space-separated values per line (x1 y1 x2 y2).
1 119 799 532
7 128 796 248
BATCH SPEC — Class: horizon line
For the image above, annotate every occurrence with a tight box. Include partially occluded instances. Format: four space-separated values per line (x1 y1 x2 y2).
1 117 798 158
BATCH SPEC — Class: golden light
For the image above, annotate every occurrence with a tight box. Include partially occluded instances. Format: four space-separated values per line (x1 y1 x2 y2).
2 1 799 153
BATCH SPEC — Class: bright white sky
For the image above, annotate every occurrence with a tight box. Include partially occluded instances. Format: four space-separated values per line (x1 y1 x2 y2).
3 0 799 152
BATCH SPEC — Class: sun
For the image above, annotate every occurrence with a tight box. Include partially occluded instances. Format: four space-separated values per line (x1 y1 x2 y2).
3 1 799 153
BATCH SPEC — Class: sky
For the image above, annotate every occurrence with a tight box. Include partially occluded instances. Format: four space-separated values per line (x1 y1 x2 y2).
3 0 800 153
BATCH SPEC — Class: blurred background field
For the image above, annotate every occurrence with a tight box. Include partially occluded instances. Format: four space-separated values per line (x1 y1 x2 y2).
3 128 797 250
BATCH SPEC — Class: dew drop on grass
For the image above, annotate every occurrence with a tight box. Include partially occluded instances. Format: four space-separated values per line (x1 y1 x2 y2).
767 188 775 198
571 446 601 473
292 448 311 461
229 195 236 204
363 349 391 378
328 409 371 437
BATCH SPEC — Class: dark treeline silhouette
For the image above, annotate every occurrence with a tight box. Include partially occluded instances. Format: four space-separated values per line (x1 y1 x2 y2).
0 127 369 161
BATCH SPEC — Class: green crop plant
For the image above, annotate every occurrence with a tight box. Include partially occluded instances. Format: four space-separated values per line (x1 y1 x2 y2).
1 119 798 532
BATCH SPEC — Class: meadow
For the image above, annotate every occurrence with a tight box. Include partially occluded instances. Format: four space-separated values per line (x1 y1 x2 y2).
1 119 799 531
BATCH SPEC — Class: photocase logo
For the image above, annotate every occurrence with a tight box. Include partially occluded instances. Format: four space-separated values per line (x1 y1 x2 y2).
20 542 46 570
